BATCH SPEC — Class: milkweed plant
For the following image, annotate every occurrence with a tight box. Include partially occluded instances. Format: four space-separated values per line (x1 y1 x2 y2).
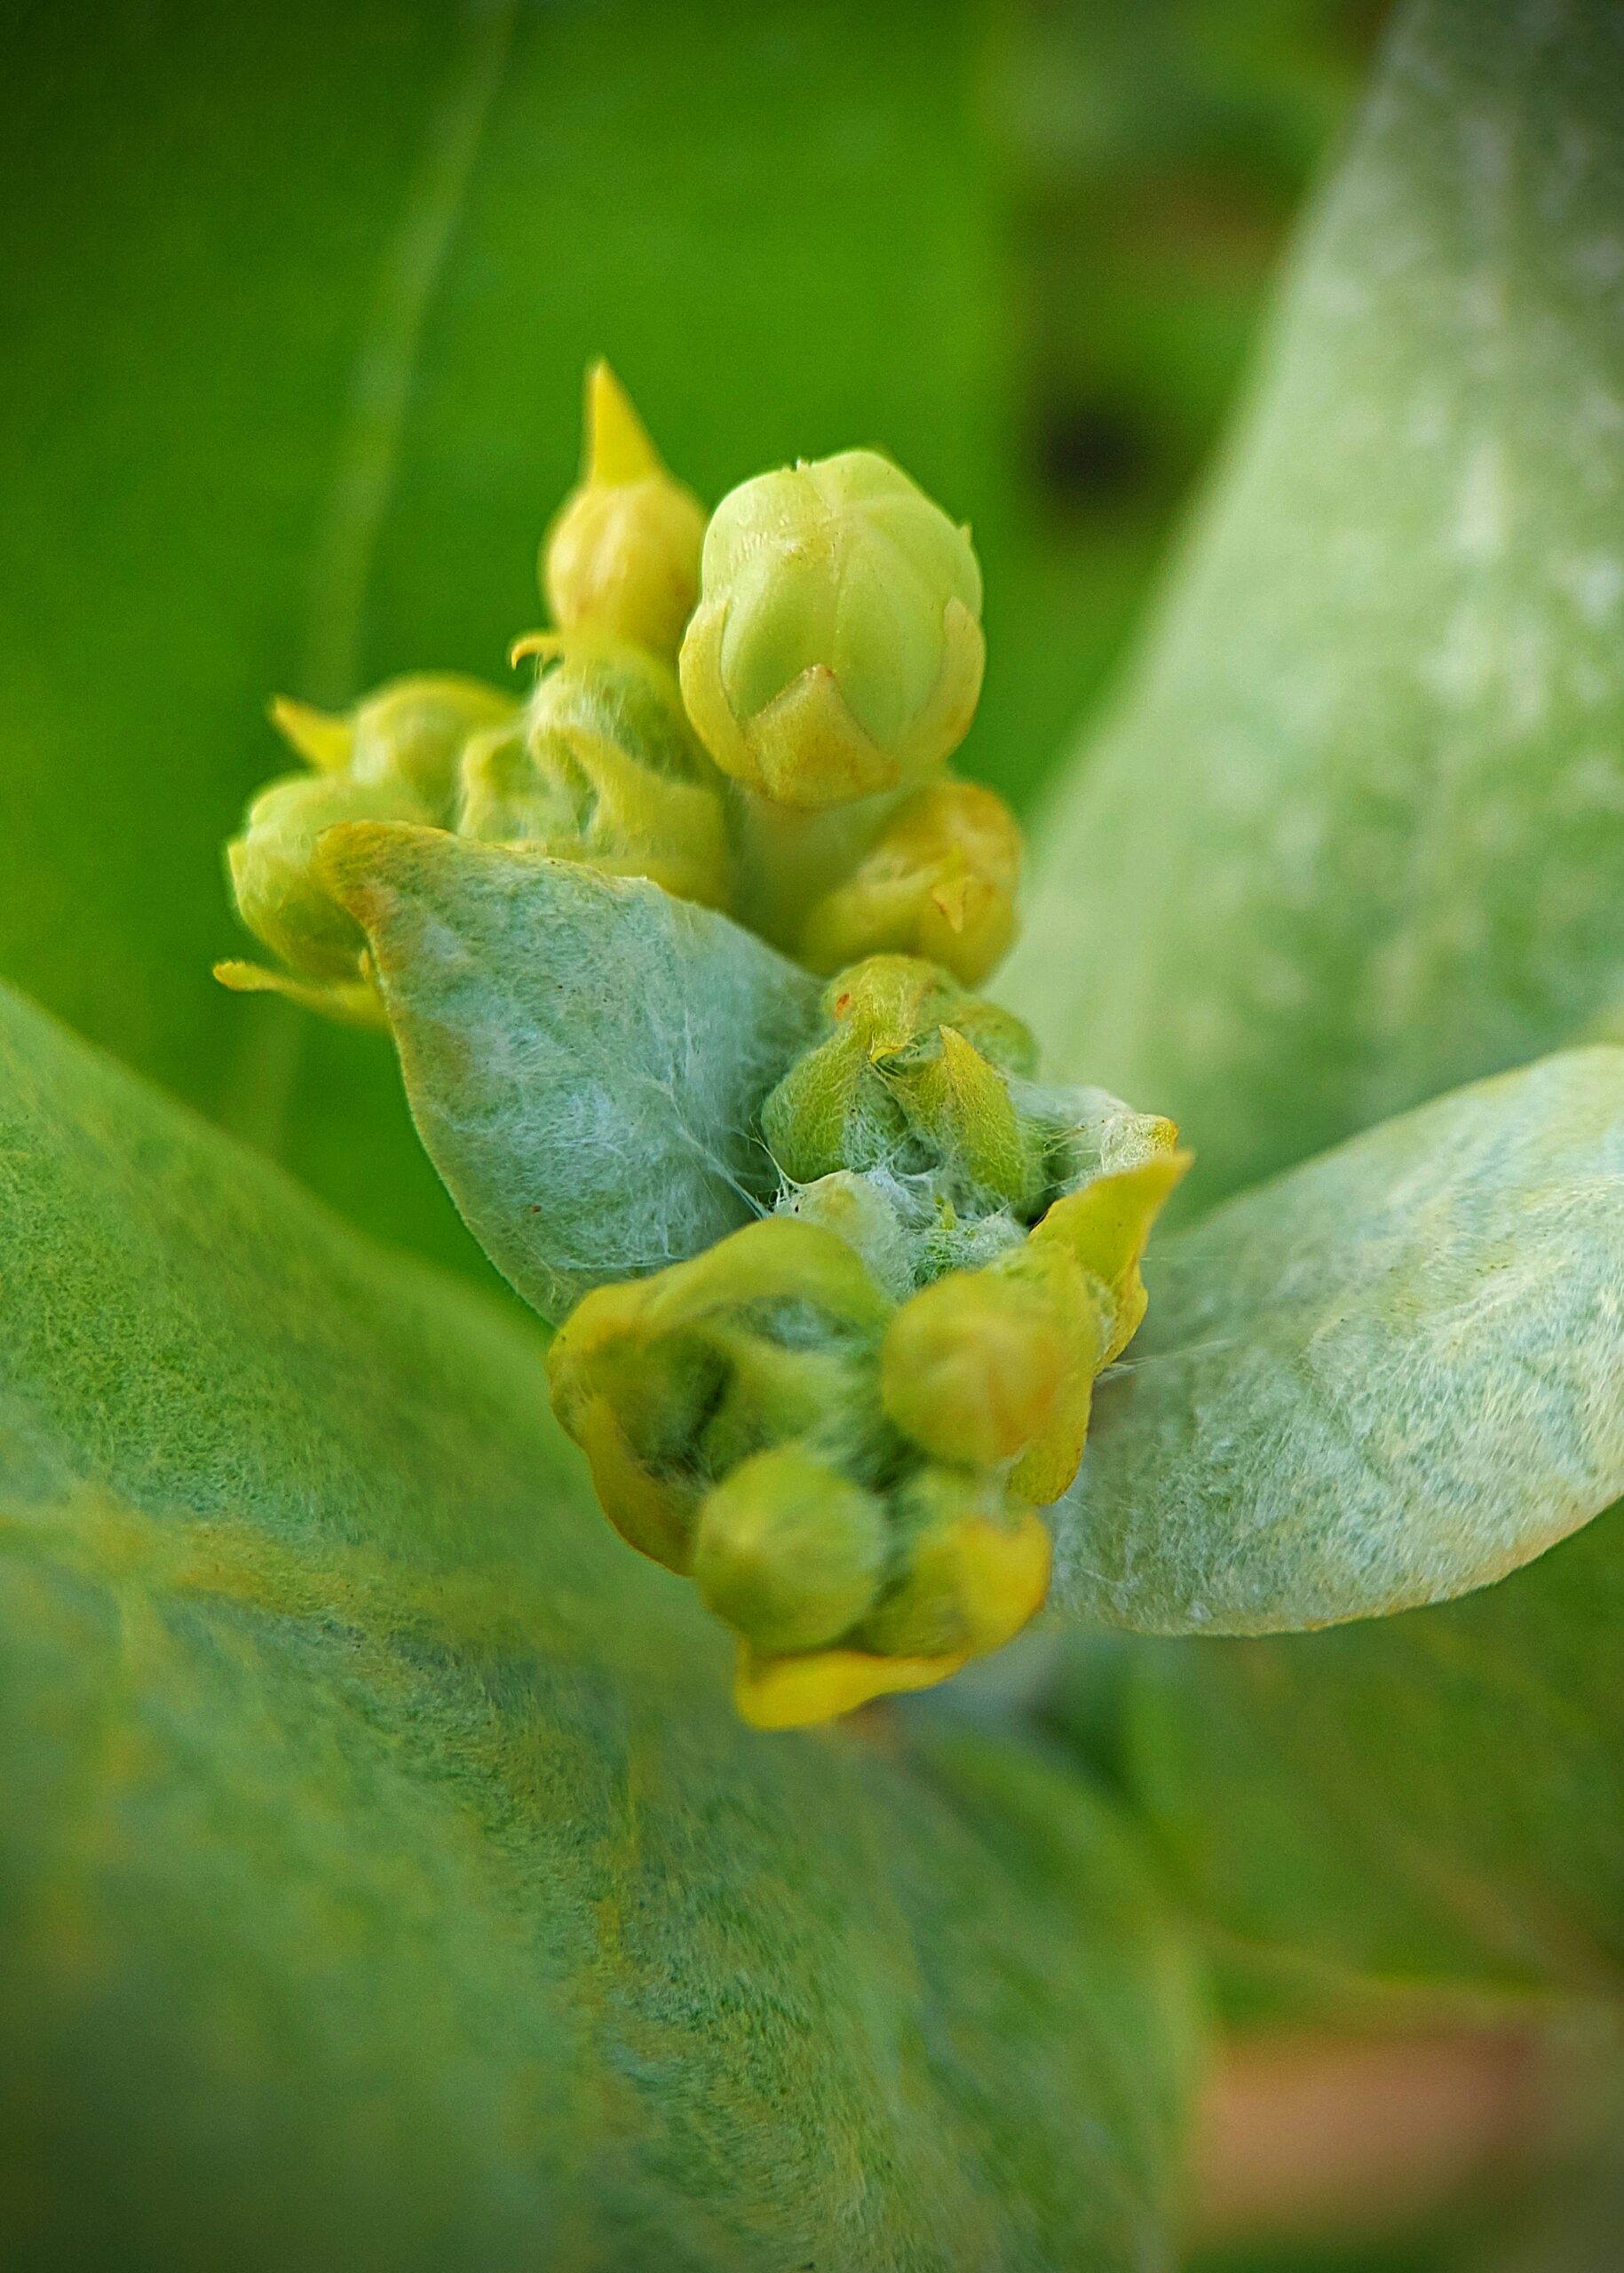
7 0 1624 2266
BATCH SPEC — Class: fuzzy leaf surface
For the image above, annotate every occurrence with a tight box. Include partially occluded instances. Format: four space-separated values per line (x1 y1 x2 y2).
1052 1050 1624 1633
1010 0 1624 1209
323 823 818 1320
0 982 1195 2270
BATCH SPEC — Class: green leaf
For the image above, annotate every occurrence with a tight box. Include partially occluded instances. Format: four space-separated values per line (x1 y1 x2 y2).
0 0 1005 1279
1008 0 1624 1210
0 979 1197 2269
1052 1049 1624 1634
321 822 818 1322
1121 1501 1624 1993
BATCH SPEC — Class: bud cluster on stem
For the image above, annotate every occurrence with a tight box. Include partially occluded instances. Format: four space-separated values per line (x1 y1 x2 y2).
217 360 1184 1724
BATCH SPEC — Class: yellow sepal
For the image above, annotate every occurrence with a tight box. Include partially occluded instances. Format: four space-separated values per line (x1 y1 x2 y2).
211 958 385 1031
733 1642 969 1730
268 694 352 772
1034 1146 1192 1362
949 1508 1053 1655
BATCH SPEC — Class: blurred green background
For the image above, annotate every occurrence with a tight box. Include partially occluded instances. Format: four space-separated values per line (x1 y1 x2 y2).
0 0 1382 1290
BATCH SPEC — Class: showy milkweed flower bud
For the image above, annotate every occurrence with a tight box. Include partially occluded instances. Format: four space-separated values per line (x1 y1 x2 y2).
542 361 707 661
271 674 515 815
761 955 1044 1215
220 673 515 1018
798 778 1022 986
227 771 430 982
878 1266 1078 1471
853 1468 1051 1665
693 1446 890 1655
460 632 732 910
880 1240 1106 1505
678 449 986 809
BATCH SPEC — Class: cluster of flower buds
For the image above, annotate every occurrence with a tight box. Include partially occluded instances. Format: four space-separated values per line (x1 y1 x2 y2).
461 632 731 911
546 1213 1055 1728
218 361 1185 1724
548 1075 1183 1725
546 940 1183 1724
221 363 1022 1017
218 675 516 1021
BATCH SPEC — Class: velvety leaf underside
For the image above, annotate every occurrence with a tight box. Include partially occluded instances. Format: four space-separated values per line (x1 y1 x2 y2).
0 981 1192 2271
1053 1049 1624 1633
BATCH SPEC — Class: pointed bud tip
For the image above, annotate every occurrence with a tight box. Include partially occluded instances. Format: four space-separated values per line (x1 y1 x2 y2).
508 629 566 670
583 359 663 485
269 694 351 772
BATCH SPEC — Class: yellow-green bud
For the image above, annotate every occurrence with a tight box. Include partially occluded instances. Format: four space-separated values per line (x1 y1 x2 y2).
761 955 1042 1212
854 1469 1051 1661
271 674 514 814
460 633 731 909
226 770 431 980
678 448 985 810
693 1445 889 1654
798 778 1021 986
542 361 707 660
878 1267 1074 1470
546 1218 893 1574
543 1277 710 1572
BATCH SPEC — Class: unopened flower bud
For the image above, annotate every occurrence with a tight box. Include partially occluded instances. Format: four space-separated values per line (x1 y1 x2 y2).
226 770 431 981
855 1469 1050 1660
678 449 985 809
878 1267 1074 1470
761 955 1042 1212
460 633 731 909
547 1218 893 1572
798 779 1022 985
271 674 514 815
542 361 707 660
693 1445 889 1654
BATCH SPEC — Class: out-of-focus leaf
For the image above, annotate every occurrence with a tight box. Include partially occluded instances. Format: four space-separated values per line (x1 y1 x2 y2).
1121 1499 1624 1996
0 0 1003 1278
1009 0 1624 1211
1052 1050 1624 1634
990 0 1377 812
0 980 1197 2270
322 823 817 1321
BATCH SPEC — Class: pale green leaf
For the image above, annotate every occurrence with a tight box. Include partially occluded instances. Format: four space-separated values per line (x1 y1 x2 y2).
321 823 818 1321
0 980 1196 2269
1009 0 1624 1209
1121 1499 1624 1992
1052 1049 1624 1634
